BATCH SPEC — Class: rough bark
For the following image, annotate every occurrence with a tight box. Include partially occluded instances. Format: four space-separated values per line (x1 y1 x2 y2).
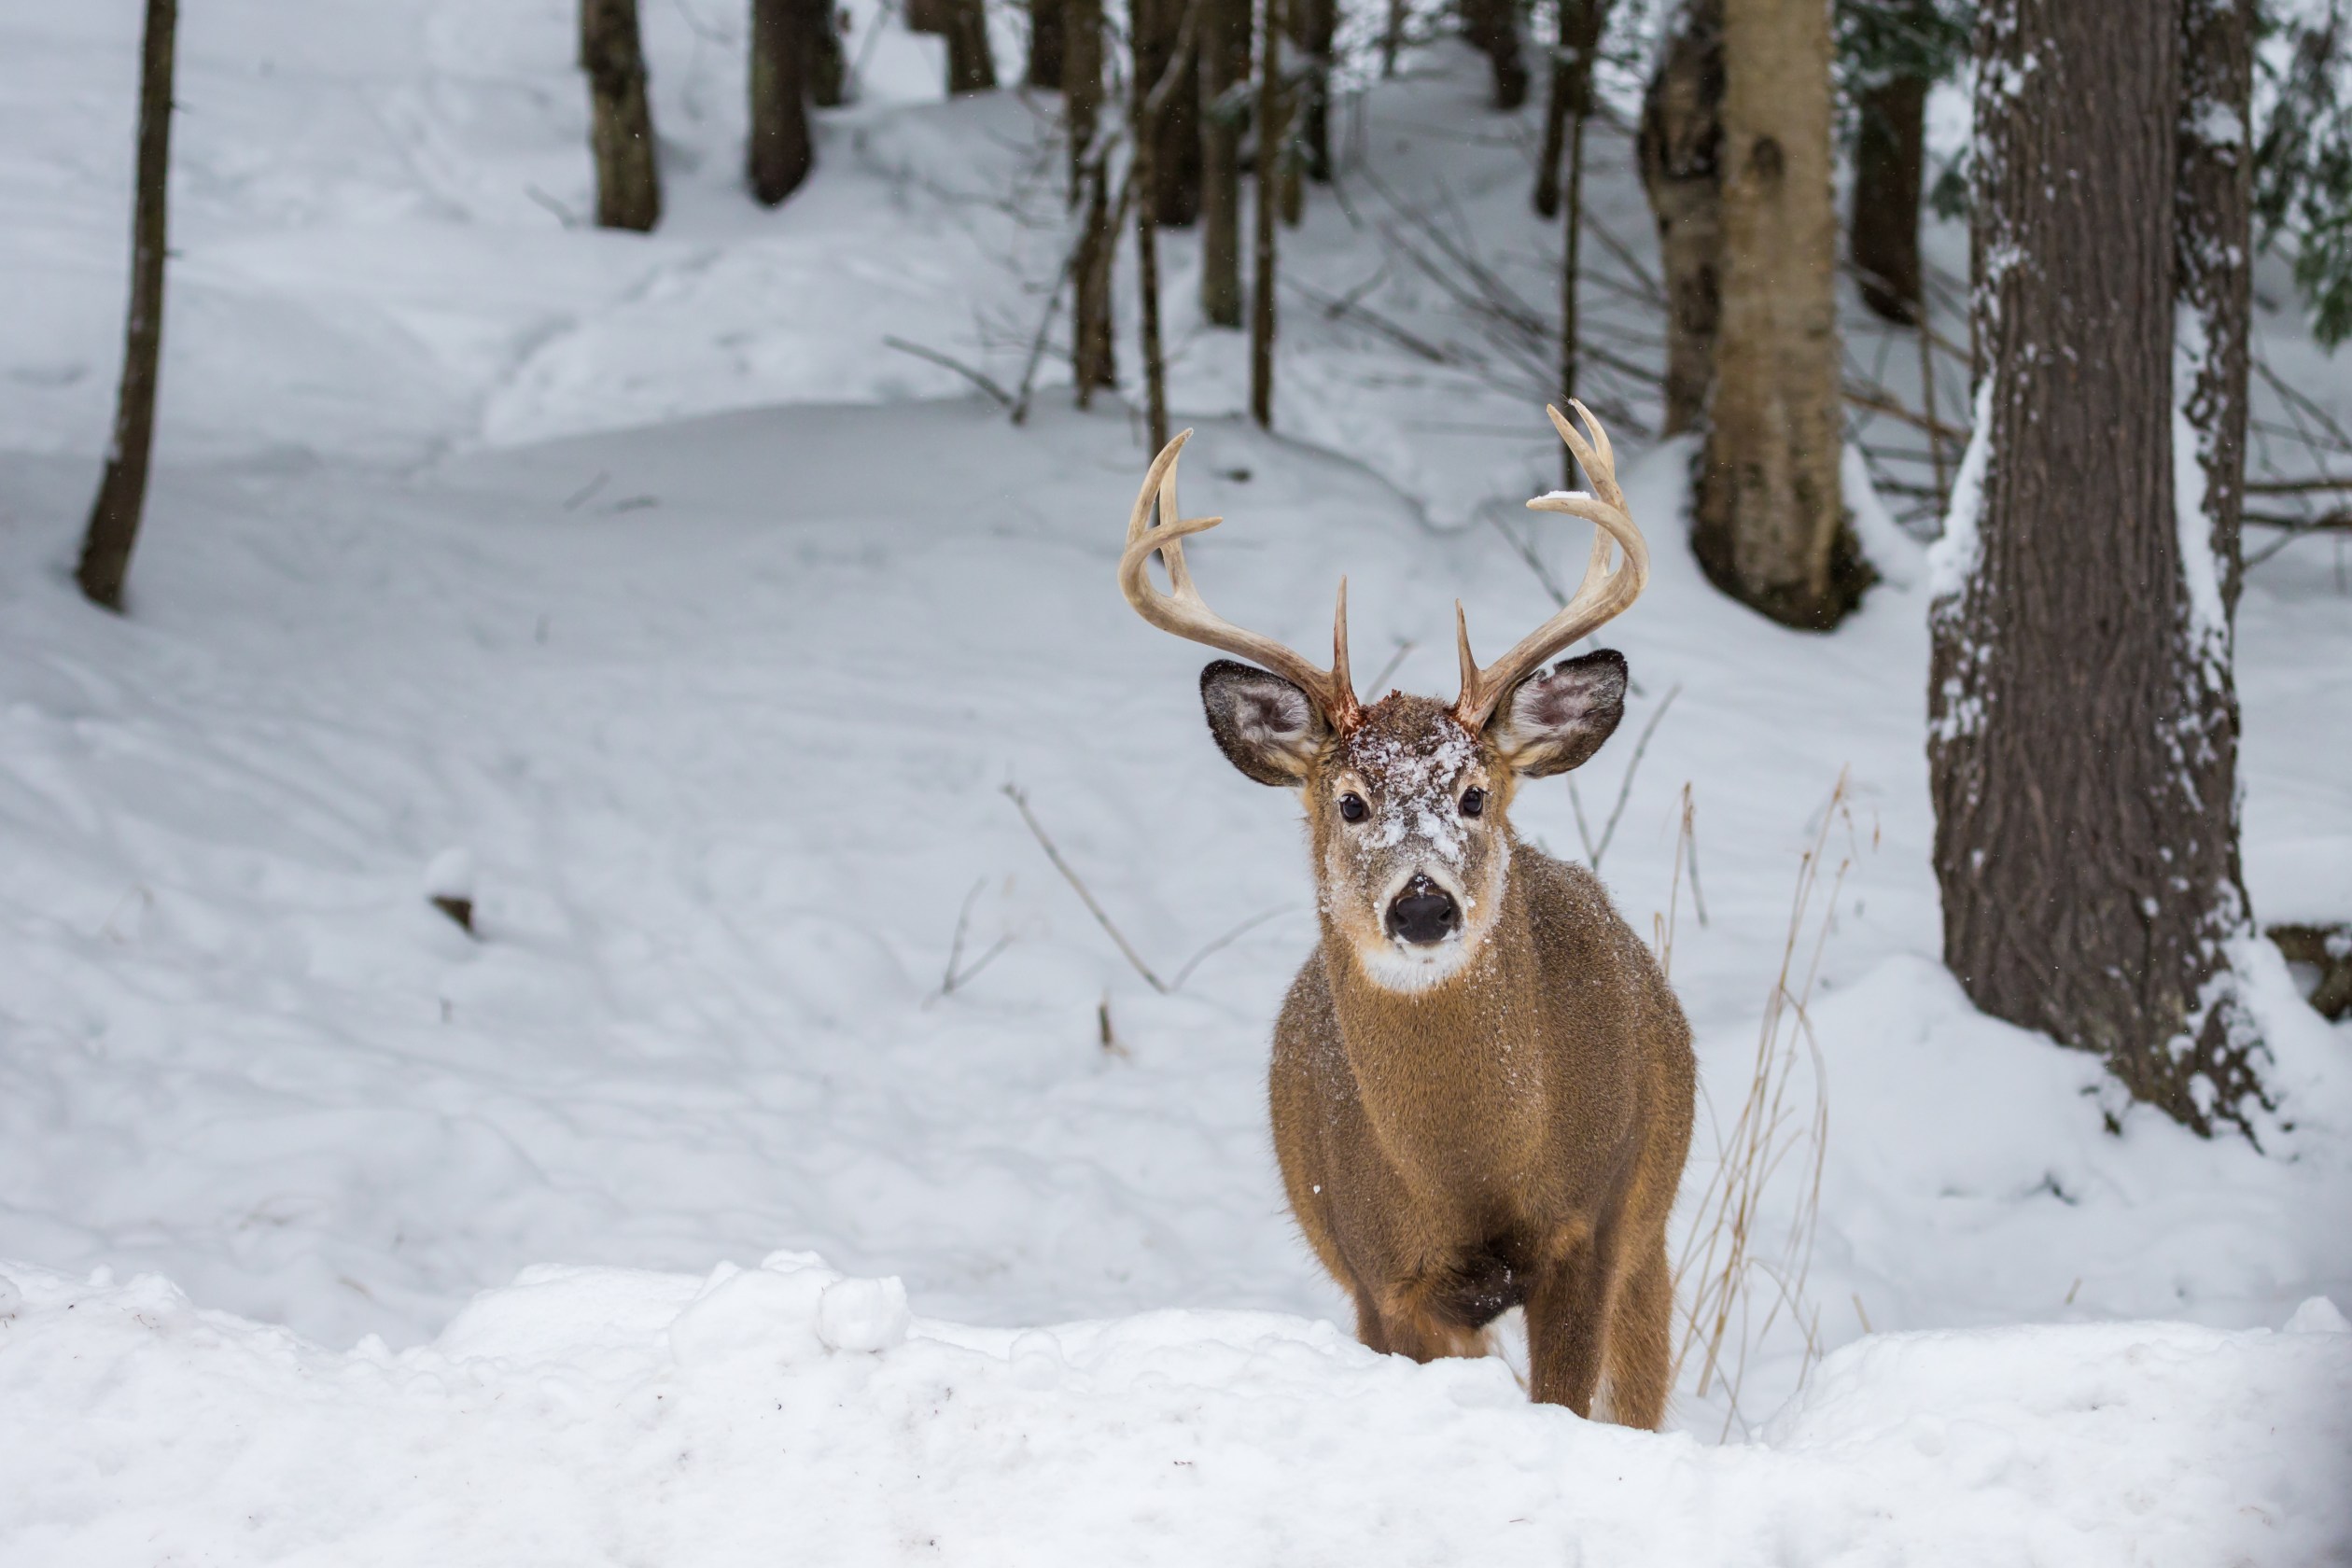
1851 66 1926 323
1637 0 1721 438
584 0 663 231
1029 0 1065 86
1252 0 1283 426
1691 0 1858 628
944 0 998 93
77 0 176 612
749 0 815 206
1200 0 1253 326
1533 0 1608 217
2177 0 2254 619
1929 0 2267 1137
1462 0 1529 109
1064 0 1102 201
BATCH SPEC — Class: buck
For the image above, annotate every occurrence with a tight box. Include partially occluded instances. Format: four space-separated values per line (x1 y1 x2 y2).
1116 403 1694 1425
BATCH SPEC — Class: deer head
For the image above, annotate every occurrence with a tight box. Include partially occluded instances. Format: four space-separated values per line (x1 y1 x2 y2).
1120 403 1649 993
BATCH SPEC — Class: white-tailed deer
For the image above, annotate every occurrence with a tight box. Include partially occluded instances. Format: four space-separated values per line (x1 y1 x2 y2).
1118 403 1694 1425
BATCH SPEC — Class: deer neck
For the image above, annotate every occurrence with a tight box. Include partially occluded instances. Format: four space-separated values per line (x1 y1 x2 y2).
1318 862 1551 1185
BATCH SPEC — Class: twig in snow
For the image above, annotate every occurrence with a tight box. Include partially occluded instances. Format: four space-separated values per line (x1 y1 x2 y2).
936 878 1015 999
1169 906 1291 989
1006 783 1169 991
883 336 1015 409
1589 683 1679 871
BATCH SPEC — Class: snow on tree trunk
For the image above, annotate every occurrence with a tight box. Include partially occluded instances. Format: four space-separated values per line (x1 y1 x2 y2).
583 0 663 231
77 0 176 612
1637 0 1721 440
1928 0 2270 1139
1692 0 1861 630
749 0 815 206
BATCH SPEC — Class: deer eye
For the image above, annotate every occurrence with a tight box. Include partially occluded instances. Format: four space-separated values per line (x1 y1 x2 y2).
1460 787 1486 819
1338 792 1367 823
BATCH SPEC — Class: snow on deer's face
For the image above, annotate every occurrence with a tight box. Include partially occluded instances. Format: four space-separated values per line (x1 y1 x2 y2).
1308 693 1512 993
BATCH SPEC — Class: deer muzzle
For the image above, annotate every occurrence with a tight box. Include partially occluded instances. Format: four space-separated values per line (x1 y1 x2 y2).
1385 874 1463 947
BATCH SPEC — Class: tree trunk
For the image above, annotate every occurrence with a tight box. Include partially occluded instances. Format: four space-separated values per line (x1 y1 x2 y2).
77 0 176 613
1072 156 1120 402
1200 0 1252 326
1691 0 1859 629
1462 0 1529 109
1133 0 1172 449
1029 0 1065 86
1533 0 1607 217
1290 0 1333 181
1064 0 1102 201
1637 0 1721 439
2177 0 2253 621
1850 63 1925 323
945 0 998 93
1929 0 2267 1137
808 0 847 105
749 0 815 205
1252 0 1283 426
583 0 663 231
1136 0 1202 224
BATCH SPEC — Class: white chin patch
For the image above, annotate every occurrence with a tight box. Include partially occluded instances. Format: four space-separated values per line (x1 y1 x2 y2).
1353 934 1473 993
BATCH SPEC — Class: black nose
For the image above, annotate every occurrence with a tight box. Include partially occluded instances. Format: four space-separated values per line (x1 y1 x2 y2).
1385 875 1461 946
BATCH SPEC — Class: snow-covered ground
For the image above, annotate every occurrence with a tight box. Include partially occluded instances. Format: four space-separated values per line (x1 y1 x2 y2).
2 0 2348 1560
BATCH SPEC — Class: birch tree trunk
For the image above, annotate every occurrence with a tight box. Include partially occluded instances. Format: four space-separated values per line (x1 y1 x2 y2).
583 0 663 231
77 0 176 612
1637 0 1721 439
1692 0 1859 628
749 0 814 205
1928 0 2269 1137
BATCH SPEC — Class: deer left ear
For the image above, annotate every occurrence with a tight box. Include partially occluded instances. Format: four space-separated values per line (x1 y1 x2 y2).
1488 649 1628 777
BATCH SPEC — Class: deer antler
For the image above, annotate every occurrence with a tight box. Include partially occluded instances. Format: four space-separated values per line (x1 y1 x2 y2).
1119 431 1363 730
1451 400 1649 730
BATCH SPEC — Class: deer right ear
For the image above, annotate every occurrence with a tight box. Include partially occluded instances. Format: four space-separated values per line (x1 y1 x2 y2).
1200 660 1329 786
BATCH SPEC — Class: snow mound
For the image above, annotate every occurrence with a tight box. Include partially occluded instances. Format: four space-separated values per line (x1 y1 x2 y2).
2 1255 2345 1565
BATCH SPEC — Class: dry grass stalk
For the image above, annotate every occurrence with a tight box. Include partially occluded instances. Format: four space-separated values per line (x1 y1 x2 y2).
1669 768 1858 1439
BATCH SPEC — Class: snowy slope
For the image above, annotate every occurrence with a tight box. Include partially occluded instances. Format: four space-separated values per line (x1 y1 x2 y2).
4 1256 2347 1567
2 0 2350 1555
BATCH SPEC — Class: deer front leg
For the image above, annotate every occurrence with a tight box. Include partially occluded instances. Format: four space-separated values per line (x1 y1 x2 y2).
1524 1228 1613 1414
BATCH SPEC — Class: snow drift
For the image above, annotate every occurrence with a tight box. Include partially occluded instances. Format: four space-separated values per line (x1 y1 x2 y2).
3 1253 2346 1566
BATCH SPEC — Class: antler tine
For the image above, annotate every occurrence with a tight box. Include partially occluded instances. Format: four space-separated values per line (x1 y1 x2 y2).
1451 402 1650 729
1119 431 1364 728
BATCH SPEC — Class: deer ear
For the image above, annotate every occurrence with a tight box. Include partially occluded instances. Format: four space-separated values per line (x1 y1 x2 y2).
1489 650 1627 777
1200 660 1329 786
